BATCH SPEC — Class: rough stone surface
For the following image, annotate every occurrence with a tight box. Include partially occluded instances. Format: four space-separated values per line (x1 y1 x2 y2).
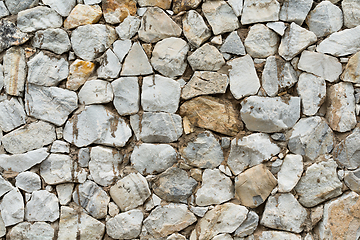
342 0 360 28
106 209 143 239
42 0 76 17
111 77 139 116
0 188 24 226
0 98 26 132
183 10 211 48
241 0 280 25
32 28 71 54
279 0 313 25
188 43 225 71
172 0 201 14
115 15 140 39
64 4 102 29
342 51 360 84
8 222 54 240
234 211 259 237
120 42 153 76
25 190 59 222
0 148 49 172
15 172 41 193
113 39 132 62
277 154 303 193
56 183 74 205
254 230 301 240
102 0 136 24
66 59 95 91
3 47 26 96
0 175 14 198
97 49 121 79
333 128 360 169
220 31 246 55
4 0 39 15
0 19 29 53
78 79 114 105
266 21 286 36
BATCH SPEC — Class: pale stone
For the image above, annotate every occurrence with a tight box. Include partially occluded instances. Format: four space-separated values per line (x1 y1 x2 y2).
333 128 360 169
97 49 121 79
0 148 49 172
241 0 280 25
113 39 132 62
3 47 26 96
108 202 119 217
64 4 102 29
78 79 114 105
254 230 301 240
266 21 286 36
234 211 259 237
8 222 54 240
102 0 136 24
0 1 9 18
42 0 76 17
78 148 90 167
66 59 95 91
106 209 143 239
279 0 313 25
220 31 246 55
138 0 171 9
0 64 3 91
4 0 38 14
0 98 26 132
182 10 211 48
172 0 201 14
188 43 225 71
344 168 360 192
228 0 243 16
342 51 360 84
56 183 74 205
0 175 14 197
168 233 187 240
15 172 41 192
277 155 303 192
111 77 139 116
25 190 59 222
213 234 233 240
115 15 140 39
84 0 101 4
343 0 360 28
120 42 153 76
51 140 70 153
190 206 208 218
0 188 24 226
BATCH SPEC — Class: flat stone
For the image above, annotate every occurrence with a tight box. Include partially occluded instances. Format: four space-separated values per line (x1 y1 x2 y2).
131 143 177 175
63 105 132 147
113 39 132 62
182 10 211 48
89 146 122 186
167 233 187 240
111 77 139 116
3 47 26 96
78 148 90 168
277 154 303 192
138 0 171 9
102 0 137 24
0 98 26 132
138 7 181 43
253 230 301 240
279 0 313 25
8 222 54 240
266 21 286 36
306 1 343 38
51 140 70 153
0 188 24 226
71 24 117 61
333 128 360 169
84 0 102 4
188 43 225 71
27 51 68 86
172 0 201 14
220 31 246 55
235 164 277 208
295 157 342 207
343 0 360 28
120 42 153 76
0 2 9 18
0 65 3 91
66 59 95 91
56 183 74 205
342 51 360 84
15 172 41 192
228 0 243 16
234 211 259 237
115 15 140 39
4 0 38 15
25 190 59 222
241 96 300 133
228 133 280 175
25 84 78 126
64 4 102 29
288 116 334 160
196 203 248 240
42 0 76 17
344 169 360 192
108 202 120 217
0 148 49 172
241 0 280 25
0 175 14 198
130 112 183 143
73 180 110 219
97 49 121 79
106 209 143 239
110 173 151 211
78 79 114 105
179 96 243 136
244 24 279 59
0 19 29 53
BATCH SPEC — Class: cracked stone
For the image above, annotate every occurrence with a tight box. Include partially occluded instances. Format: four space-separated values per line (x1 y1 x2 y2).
0 188 24 226
0 19 29 53
0 148 49 172
4 0 38 15
102 0 137 24
188 43 225 71
64 4 102 29
25 190 59 222
182 10 211 48
0 98 26 132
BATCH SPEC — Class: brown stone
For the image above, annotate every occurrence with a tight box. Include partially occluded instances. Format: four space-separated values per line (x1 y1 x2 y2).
64 4 102 29
235 164 277 208
172 0 202 14
179 96 242 136
138 0 172 9
102 0 137 24
66 59 95 91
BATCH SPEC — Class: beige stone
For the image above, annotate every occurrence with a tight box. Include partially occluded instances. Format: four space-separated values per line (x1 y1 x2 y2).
138 0 172 9
102 0 137 24
66 59 95 91
172 0 201 14
64 4 102 29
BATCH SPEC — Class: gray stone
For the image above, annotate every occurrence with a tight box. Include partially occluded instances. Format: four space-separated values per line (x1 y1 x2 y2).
234 211 259 237
50 140 70 153
182 10 211 48
15 172 41 192
0 98 26 132
342 51 360 84
8 222 54 240
78 79 114 105
42 0 76 17
241 0 280 25
0 1 9 18
4 0 38 14
188 43 225 71
115 15 140 39
0 148 49 172
277 155 303 192
344 168 360 193
25 190 59 222
266 21 287 36
120 42 153 76
254 231 301 240
97 49 121 79
106 209 143 239
342 0 360 28
84 0 101 4
0 188 23 227
220 31 246 56
228 0 243 16
190 206 208 218
78 148 90 168
333 128 360 169
0 19 29 53
113 39 132 62
56 183 74 205
111 77 139 116
0 175 14 198
3 47 26 96
279 0 313 25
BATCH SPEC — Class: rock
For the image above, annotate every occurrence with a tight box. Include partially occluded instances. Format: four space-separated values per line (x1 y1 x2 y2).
108 202 119 217
97 49 121 79
78 79 113 105
182 10 211 48
111 77 139 116
25 84 78 126
279 23 317 61
241 0 280 25
0 65 3 91
297 73 326 116
240 96 300 133
172 0 201 14
113 39 132 62
27 51 68 86
167 233 187 240
279 0 313 25
277 154 303 192
0 1 9 18
66 59 95 91
196 203 248 240
17 6 62 33
64 4 102 29
179 96 242 136
120 42 153 75
106 209 143 239
342 0 360 28
288 116 334 160
138 7 181 43
78 148 90 168
71 24 117 61
190 206 208 218
89 146 122 186
115 15 140 39
0 188 24 226
342 51 360 84
0 148 49 172
234 211 259 237
84 0 102 4
130 112 183 143
317 25 360 57
4 0 38 15
262 55 298 96
56 183 74 205
8 222 54 240
266 21 286 36
102 0 136 24
143 204 197 238
306 1 343 38
63 105 132 147
141 75 181 113
25 190 59 222
220 31 246 56
253 230 301 240
73 180 110 219
42 0 76 17
228 133 280 175
318 191 360 240
131 143 177 175
3 47 26 96
151 38 188 78
0 19 29 53
228 0 243 16
51 140 70 153
110 173 151 211
138 0 171 9
235 164 277 208
15 172 41 193
333 128 360 169
295 157 342 207
58 206 105 240
153 167 197 203
212 234 233 240
0 175 14 197
326 82 356 132
188 43 225 71
244 24 280 59
0 98 26 132
195 169 234 206
344 169 360 192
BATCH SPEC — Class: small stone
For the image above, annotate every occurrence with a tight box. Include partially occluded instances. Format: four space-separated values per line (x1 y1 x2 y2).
108 202 119 217
0 98 26 132
4 0 38 15
115 15 140 39
138 7 181 43
172 0 201 14
15 172 41 192
167 233 187 240
342 0 360 28
106 209 143 239
342 51 360 84
188 43 225 71
235 164 277 208
56 183 74 205
102 0 136 24
277 154 303 192
0 188 24 226
228 133 281 175
182 10 211 48
64 4 102 29
138 0 171 9
234 211 259 238
271 132 286 141
8 222 54 240
97 49 121 79
190 206 208 218
228 0 243 16
241 0 280 25
25 190 59 222
279 0 313 25
120 42 153 76
42 0 76 17
110 173 151 211
0 175 14 198
51 140 70 153
213 234 233 240
0 1 9 18
0 148 49 172
0 19 29 53
253 231 301 240
78 148 90 168
3 47 26 96
66 59 95 91
113 39 131 62
344 169 360 192
84 0 101 4
78 79 114 105
266 21 286 36
220 31 246 55
333 128 360 169
179 96 243 136
137 7 147 16
111 77 139 116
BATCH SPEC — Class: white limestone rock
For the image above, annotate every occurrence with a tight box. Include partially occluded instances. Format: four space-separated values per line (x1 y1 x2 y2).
255 231 301 240
56 183 74 205
0 98 26 132
3 47 26 96
8 222 54 240
78 148 90 168
0 64 3 91
78 79 114 105
0 188 24 226
228 54 260 99
168 233 187 240
97 49 121 79
228 0 243 16
234 211 259 237
342 0 360 28
108 202 119 217
228 133 280 175
0 1 9 18
0 175 14 198
333 128 360 169
266 21 286 36
111 77 139 116
32 28 71 54
342 51 360 84
84 0 101 4
279 0 313 25
106 209 143 239
51 140 70 153
25 190 59 222
188 43 225 71
15 172 41 193
0 148 49 172
190 206 208 218
120 42 153 76
277 155 303 192
343 168 360 192
220 31 246 56
42 0 76 17
115 15 140 39
113 39 132 62
241 0 280 25
182 10 211 48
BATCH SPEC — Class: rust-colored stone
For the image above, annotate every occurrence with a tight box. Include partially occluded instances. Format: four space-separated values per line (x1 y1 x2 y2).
64 4 102 29
172 0 201 14
102 0 137 24
66 60 95 91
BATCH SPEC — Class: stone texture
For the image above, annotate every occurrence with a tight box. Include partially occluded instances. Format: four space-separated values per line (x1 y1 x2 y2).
138 0 171 9
279 0 313 25
0 2 8 18
234 211 259 237
172 0 201 14
15 172 41 192
113 39 132 62
0 148 49 172
120 42 153 76
64 4 102 29
115 15 140 39
0 188 24 226
182 10 211 48
51 140 70 153
42 0 76 17
342 51 360 84
106 209 143 239
78 79 114 105
253 230 301 240
3 47 26 96
25 190 59 222
111 77 139 116
333 128 360 169
8 222 54 240
4 0 38 14
277 154 303 193
78 148 90 168
0 98 26 132
102 0 136 24
97 49 121 79
56 183 74 205
66 59 95 91
342 0 360 28
344 169 360 193
241 0 280 25
220 31 246 55
266 21 286 36
0 19 29 53
0 175 14 198
32 28 71 54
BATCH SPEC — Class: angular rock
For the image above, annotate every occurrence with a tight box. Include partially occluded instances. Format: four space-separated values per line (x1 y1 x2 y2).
254 231 301 240
228 0 243 16
3 47 26 96
0 148 49 172
131 143 177 175
15 172 41 193
172 0 201 14
342 0 360 28
220 31 246 55
138 0 171 9
78 79 113 105
0 98 26 132
8 222 54 240
110 173 151 211
89 146 122 186
241 0 280 25
0 65 3 91
277 154 303 192
113 39 132 62
78 148 90 168
241 96 300 133
64 4 102 29
0 19 29 53
0 1 8 18
4 0 38 15
111 77 139 116
106 209 143 239
51 140 70 153
188 43 225 71
102 0 136 24
66 59 95 91
25 190 59 222
266 21 286 36
115 15 140 40
84 0 102 4
333 128 360 169
0 188 24 226
97 49 121 79
228 133 280 175
182 10 211 48
32 28 71 54
0 175 14 198
342 51 360 84
42 0 76 17
120 42 153 75
235 164 277 208
234 211 259 237
344 168 360 192
279 0 313 25
56 183 74 205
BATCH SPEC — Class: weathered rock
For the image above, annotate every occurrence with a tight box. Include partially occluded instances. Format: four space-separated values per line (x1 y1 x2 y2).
228 55 260 99
138 0 171 9
64 4 102 29
0 188 24 226
0 19 29 53
32 28 71 55
66 59 95 91
63 105 132 147
277 154 303 193
253 230 301 240
51 140 70 153
78 148 90 168
130 112 183 143
0 65 3 91
167 233 187 240
0 148 49 172
182 10 211 48
220 31 246 55
108 202 120 217
120 42 153 75
71 24 117 61
42 0 76 17
0 98 26 132
25 84 78 126
25 190 59 222
333 128 360 169
111 77 139 116
172 0 201 14
279 0 313 25
56 183 74 205
235 164 277 208
115 15 140 39
344 169 360 193
266 21 287 36
131 143 177 175
15 172 41 193
342 51 360 84
0 1 8 18
102 0 136 24
306 1 343 38
234 211 259 237
78 80 113 105
342 0 360 28
8 222 54 240
113 39 132 62
138 7 181 43
228 0 243 16
4 0 38 15
97 49 121 79
188 43 225 71
84 0 102 4
228 133 280 175
110 173 151 211
179 96 242 136
0 175 14 198
3 47 26 96
106 209 143 239
241 0 280 25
